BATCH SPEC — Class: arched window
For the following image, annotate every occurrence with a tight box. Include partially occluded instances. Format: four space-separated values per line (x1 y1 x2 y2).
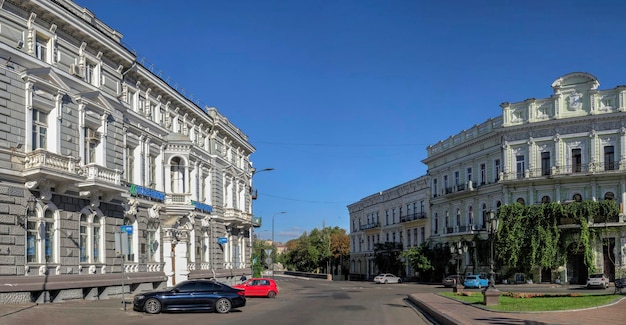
516 197 526 205
434 213 439 234
541 196 551 204
456 209 461 226
604 192 614 200
27 205 58 265
170 157 186 193
573 194 583 202
468 206 474 225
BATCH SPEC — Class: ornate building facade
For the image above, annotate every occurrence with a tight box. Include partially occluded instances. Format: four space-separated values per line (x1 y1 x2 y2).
349 72 626 283
0 0 257 303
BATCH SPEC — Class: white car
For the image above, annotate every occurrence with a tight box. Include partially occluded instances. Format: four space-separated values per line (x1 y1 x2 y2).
586 273 610 289
373 273 401 284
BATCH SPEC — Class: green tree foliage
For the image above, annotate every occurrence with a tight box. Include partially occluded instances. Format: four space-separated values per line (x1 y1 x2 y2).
253 236 275 277
280 226 350 273
373 242 403 275
400 243 434 274
496 200 619 274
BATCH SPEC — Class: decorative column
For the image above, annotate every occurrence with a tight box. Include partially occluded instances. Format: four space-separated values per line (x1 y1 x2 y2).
174 230 189 284
162 229 176 287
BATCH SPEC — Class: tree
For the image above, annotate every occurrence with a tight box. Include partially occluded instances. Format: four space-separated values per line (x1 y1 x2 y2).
400 243 434 276
373 242 403 275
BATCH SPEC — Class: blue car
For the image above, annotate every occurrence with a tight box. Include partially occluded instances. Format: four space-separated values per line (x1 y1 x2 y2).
133 279 246 314
463 274 489 288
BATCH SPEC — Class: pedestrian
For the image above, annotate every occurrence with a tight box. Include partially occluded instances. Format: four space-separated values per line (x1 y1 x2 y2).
240 273 247 283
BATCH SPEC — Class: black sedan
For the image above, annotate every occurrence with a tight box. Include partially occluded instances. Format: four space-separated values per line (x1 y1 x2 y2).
133 279 246 314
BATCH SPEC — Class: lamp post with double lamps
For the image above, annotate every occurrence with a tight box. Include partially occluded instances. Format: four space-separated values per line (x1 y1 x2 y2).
450 240 467 293
482 210 501 306
271 211 287 278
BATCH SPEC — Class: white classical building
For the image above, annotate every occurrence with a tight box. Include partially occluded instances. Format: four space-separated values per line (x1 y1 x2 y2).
0 0 258 303
349 72 626 283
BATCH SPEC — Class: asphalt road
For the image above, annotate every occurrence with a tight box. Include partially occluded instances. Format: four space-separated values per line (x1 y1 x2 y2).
0 277 613 325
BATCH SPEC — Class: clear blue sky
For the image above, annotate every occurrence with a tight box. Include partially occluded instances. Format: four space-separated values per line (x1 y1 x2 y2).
75 0 626 243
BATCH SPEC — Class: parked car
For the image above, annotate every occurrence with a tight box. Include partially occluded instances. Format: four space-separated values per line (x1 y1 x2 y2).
233 278 279 298
443 275 463 287
586 273 610 289
373 273 402 284
133 279 246 314
463 274 488 288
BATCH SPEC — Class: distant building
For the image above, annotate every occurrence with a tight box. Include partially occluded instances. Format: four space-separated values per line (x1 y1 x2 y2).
0 0 257 303
349 72 626 283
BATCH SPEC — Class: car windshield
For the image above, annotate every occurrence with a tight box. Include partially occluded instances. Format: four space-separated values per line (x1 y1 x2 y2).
589 274 604 278
466 276 477 279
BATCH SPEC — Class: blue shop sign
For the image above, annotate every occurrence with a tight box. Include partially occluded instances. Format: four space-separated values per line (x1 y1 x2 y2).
191 200 213 213
217 237 228 244
129 184 165 201
121 225 133 234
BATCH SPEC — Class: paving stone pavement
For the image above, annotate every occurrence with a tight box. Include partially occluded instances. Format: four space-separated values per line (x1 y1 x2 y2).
408 292 626 325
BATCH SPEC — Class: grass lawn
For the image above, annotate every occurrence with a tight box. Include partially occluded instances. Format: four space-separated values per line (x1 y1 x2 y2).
439 291 621 312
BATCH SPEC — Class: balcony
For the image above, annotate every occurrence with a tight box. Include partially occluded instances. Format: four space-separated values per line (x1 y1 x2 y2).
360 222 381 230
400 212 426 223
502 162 623 182
23 149 83 183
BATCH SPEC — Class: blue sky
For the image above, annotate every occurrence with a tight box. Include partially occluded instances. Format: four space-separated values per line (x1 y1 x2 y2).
75 0 626 243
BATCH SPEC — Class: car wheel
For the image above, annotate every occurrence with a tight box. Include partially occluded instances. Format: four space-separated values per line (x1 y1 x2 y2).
384 280 388 284
144 298 162 314
267 291 277 298
478 284 482 289
398 279 402 283
215 298 232 314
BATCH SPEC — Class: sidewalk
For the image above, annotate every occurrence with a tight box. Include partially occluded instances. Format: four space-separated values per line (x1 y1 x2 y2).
408 292 626 325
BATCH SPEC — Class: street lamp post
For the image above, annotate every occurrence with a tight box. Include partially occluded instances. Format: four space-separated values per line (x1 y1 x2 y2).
450 240 467 293
271 211 287 278
249 167 274 277
483 210 500 306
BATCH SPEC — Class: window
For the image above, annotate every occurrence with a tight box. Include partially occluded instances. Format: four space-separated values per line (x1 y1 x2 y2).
573 194 583 202
85 61 98 86
170 157 186 193
494 159 501 181
84 128 99 164
456 209 461 226
480 164 486 185
516 155 525 179
454 171 460 186
80 213 103 264
27 208 57 264
147 220 159 263
433 179 438 197
434 213 438 234
32 109 48 150
482 204 487 228
572 148 582 173
35 34 49 62
467 167 473 184
385 210 389 225
517 197 526 205
392 208 396 224
604 146 615 171
468 206 474 225
444 175 449 191
148 155 156 188
604 192 615 200
541 196 551 204
541 152 551 176
126 146 135 183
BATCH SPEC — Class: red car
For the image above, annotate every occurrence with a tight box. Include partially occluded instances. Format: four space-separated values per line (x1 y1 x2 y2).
233 278 279 298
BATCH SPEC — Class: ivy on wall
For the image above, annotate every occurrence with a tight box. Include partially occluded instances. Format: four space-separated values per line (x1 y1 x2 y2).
495 200 619 274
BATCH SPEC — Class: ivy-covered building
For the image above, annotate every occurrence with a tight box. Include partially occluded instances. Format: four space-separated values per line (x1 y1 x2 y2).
0 0 258 304
349 72 626 284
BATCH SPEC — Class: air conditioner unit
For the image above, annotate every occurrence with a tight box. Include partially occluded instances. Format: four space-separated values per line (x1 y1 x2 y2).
69 64 80 76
